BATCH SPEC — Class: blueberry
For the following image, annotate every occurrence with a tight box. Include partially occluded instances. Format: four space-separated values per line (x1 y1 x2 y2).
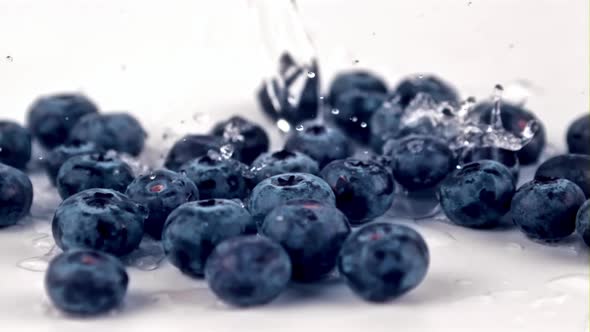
369 100 404 153
179 156 249 200
535 154 590 198
0 121 31 169
392 75 459 108
438 160 515 228
460 147 519 184
27 93 99 149
576 199 590 247
69 113 146 156
0 163 33 226
205 235 291 307
56 154 135 199
44 141 102 185
45 249 128 315
211 116 269 164
566 114 590 155
284 122 351 168
328 70 388 105
471 102 546 165
125 169 199 239
261 199 351 282
511 178 585 241
164 135 226 171
384 135 455 191
250 150 319 184
338 223 429 302
248 173 335 223
327 89 388 144
162 199 255 277
320 159 394 224
52 189 144 256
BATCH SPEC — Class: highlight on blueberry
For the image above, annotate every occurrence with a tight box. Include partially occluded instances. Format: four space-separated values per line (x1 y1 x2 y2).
460 147 519 184
567 114 590 155
0 163 33 227
0 121 31 169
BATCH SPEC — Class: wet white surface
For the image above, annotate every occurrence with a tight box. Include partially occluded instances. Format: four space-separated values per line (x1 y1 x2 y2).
0 0 588 331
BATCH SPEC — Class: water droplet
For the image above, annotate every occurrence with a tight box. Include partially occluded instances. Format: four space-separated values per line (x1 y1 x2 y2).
180 120 185 125
162 133 169 140
307 71 316 78
219 144 234 159
418 227 456 248
331 108 340 115
5 55 13 62
277 119 291 132
295 124 304 131
454 293 494 305
350 116 358 123
0 147 3 152
505 242 524 251
360 122 368 128
353 59 360 64
467 1 472 5
545 274 589 292
531 293 568 308
149 174 157 180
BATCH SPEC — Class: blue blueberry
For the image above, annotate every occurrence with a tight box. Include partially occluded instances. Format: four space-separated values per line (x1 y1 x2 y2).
369 100 404 153
44 141 102 185
179 155 250 200
125 169 199 239
250 150 319 184
384 135 455 191
328 70 388 105
0 163 33 227
0 121 31 169
320 159 395 224
511 178 585 241
45 249 128 315
205 235 291 307
460 147 519 184
438 160 515 228
162 199 256 277
327 89 388 144
535 154 590 198
338 223 429 302
211 116 269 165
69 113 146 156
284 122 351 168
248 173 335 223
471 102 545 165
261 199 351 282
391 75 459 108
27 93 99 149
164 135 226 171
52 189 145 256
576 199 590 247
567 114 590 155
56 153 135 199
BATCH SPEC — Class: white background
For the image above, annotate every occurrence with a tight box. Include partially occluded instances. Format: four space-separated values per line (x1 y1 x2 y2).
0 1 588 331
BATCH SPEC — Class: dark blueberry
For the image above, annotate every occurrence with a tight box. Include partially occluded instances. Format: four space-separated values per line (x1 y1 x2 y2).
338 223 429 302
567 114 590 155
0 121 31 169
384 135 455 191
56 154 135 199
327 89 388 144
162 199 255 277
164 135 226 171
284 122 351 168
460 147 519 184
391 75 459 108
250 150 319 184
438 160 515 228
45 249 128 315
27 93 99 149
69 113 146 156
205 235 291 307
125 169 199 239
369 100 405 153
179 156 249 200
471 102 546 165
320 159 394 224
511 178 585 241
44 141 102 185
248 173 335 223
576 199 590 247
328 70 388 105
261 199 351 282
52 189 145 256
257 54 320 125
535 154 590 198
0 163 33 226
211 116 269 165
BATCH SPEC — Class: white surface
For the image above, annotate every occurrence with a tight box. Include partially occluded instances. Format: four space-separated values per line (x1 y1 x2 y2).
0 0 588 331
